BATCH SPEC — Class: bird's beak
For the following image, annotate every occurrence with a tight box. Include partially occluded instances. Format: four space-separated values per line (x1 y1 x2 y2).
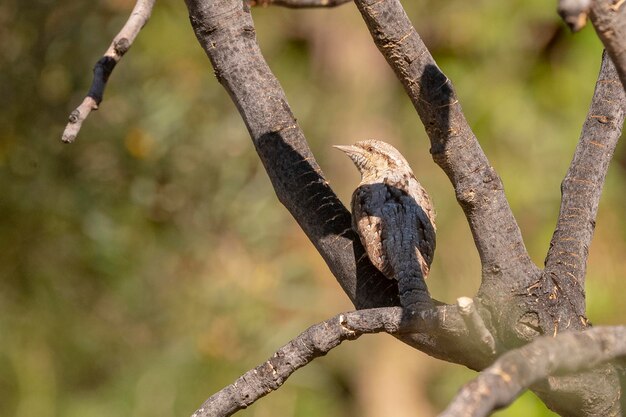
334 144 368 173
333 144 361 155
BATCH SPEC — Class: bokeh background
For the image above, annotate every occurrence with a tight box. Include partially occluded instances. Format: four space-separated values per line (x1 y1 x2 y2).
2 0 625 416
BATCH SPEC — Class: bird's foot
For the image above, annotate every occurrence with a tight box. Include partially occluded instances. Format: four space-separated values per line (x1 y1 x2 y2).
399 304 438 333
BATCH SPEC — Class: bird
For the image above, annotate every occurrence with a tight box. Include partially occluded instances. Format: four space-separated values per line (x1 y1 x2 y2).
334 140 436 313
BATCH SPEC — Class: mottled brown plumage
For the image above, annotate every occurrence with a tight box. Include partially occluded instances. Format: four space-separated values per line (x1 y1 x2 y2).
335 140 436 311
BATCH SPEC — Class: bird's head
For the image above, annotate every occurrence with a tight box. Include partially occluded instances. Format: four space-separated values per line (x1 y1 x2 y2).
333 140 412 179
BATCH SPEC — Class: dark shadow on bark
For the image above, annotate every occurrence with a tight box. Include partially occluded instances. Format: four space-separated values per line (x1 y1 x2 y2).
256 132 400 309
420 64 453 158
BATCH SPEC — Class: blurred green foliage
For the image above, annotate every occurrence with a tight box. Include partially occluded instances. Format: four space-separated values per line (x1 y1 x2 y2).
1 0 624 416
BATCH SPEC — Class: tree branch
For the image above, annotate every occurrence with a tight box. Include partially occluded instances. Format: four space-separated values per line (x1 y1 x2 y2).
62 0 156 143
350 5 625 414
190 308 402 417
352 0 540 297
183 0 400 311
183 0 497 370
440 326 626 417
509 51 626 417
249 0 351 8
541 51 625 330
590 0 626 91
190 304 477 417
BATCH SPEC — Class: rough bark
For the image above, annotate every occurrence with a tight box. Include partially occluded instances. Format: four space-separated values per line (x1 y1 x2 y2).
190 305 466 417
182 0 490 370
539 51 625 336
180 1 626 415
183 0 399 310
514 50 626 417
352 0 543 342
348 3 625 413
441 326 626 417
353 0 539 284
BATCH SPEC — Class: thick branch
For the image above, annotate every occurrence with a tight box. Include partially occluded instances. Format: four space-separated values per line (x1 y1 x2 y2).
350 5 624 414
191 304 471 417
542 52 625 328
191 308 401 417
183 0 400 311
499 51 626 417
183 0 497 369
249 0 351 7
590 0 626 90
440 326 626 417
352 0 539 295
62 0 155 143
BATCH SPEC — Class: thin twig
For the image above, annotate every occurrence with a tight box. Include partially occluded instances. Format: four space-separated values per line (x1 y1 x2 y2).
249 0 351 7
62 0 156 143
439 326 626 417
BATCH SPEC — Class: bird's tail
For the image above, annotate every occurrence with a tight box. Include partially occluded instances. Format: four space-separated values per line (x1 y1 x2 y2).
397 272 432 311
395 251 433 312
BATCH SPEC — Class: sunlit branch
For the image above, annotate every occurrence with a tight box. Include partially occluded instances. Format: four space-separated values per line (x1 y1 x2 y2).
190 304 466 417
62 0 156 143
439 326 626 417
542 51 625 326
353 0 539 289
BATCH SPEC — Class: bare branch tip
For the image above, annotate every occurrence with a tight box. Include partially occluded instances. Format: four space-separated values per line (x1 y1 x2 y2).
456 297 497 355
456 296 474 314
60 0 155 145
557 0 590 32
61 132 76 144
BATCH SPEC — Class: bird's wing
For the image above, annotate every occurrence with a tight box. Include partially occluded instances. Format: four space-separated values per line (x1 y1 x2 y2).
351 185 394 279
406 180 436 269
352 181 436 280
413 199 436 271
